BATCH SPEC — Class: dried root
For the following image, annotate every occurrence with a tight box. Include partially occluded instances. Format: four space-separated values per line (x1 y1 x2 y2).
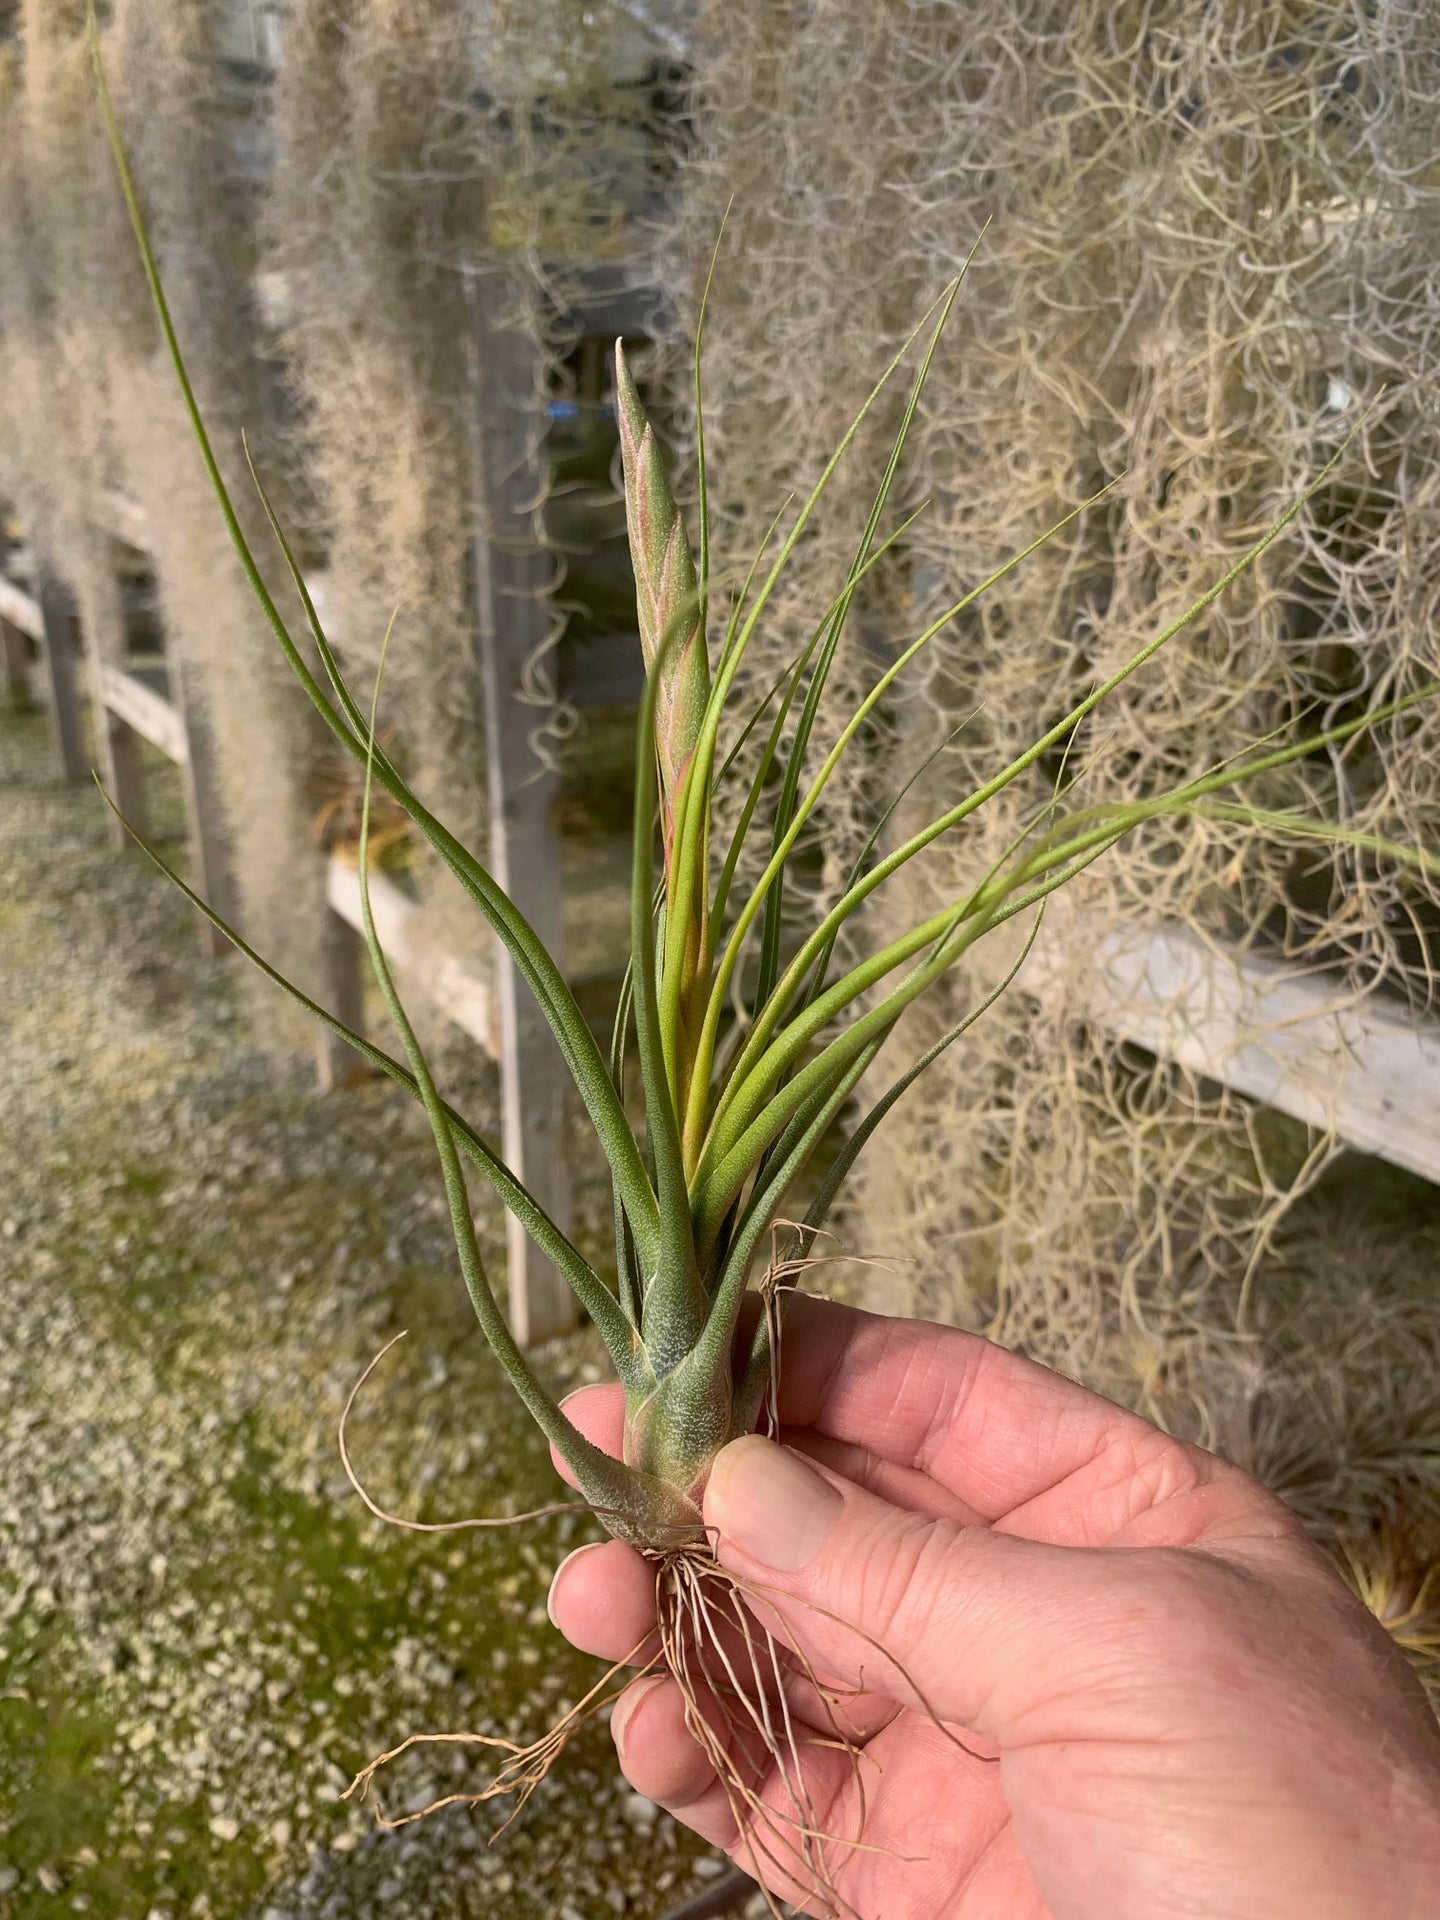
651 1541 878 1920
341 1637 657 1839
342 1537 885 1918
338 1332 585 1535
341 1508 993 1920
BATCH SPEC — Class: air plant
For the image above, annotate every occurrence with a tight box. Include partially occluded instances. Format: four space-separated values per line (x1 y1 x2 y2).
93 27 1440 1912
1337 1512 1440 1686
308 725 416 871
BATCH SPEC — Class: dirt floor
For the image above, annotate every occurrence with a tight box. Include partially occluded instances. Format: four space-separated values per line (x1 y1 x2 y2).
0 703 756 1919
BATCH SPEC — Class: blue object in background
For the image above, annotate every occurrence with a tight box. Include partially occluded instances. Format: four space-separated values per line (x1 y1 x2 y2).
546 399 617 424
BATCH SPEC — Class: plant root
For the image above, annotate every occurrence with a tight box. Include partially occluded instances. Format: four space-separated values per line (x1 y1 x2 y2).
338 1321 988 1913
342 1538 883 1917
339 1332 586 1533
342 1637 660 1837
650 1539 879 1920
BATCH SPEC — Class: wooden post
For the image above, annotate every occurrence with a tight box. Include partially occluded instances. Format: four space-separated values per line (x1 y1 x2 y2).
35 578 90 785
57 552 149 843
2 619 30 710
314 914 369 1091
85 498 239 955
0 524 33 709
465 264 577 1346
166 658 240 959
0 525 85 771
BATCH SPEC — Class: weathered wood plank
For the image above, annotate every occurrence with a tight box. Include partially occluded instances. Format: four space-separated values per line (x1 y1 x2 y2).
165 659 239 959
313 914 370 1092
99 710 151 844
97 488 151 552
1026 910 1440 1186
0 577 43 642
2 619 31 710
35 579 89 785
98 643 237 961
326 858 498 1057
465 264 577 1345
98 663 190 763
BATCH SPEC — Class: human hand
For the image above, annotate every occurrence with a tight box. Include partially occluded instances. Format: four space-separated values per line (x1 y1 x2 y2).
548 1296 1440 1919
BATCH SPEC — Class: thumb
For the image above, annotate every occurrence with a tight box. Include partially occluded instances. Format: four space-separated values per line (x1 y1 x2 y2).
702 1435 1128 1741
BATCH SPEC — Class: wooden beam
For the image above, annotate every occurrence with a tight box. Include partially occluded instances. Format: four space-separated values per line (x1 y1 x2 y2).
98 663 190 763
1026 909 1440 1186
465 263 577 1345
97 488 151 552
326 858 498 1057
0 576 43 641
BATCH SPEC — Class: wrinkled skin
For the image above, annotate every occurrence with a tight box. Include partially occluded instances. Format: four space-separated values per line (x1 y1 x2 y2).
549 1296 1440 1920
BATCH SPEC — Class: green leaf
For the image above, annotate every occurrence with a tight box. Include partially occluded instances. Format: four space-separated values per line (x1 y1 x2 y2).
731 908 1048 1434
806 907 1048 1243
751 262 973 1024
629 601 708 1367
696 482 1119 1151
690 1043 879 1387
349 634 682 1540
716 452 1353 1124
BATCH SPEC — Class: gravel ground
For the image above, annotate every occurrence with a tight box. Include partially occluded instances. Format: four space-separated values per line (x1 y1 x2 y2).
0 705 759 1920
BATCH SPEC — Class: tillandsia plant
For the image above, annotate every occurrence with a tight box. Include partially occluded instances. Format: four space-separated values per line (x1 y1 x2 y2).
92 26 1440 1910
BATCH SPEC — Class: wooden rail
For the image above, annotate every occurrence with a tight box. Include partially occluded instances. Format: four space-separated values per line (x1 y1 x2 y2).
325 858 498 1058
0 521 249 958
97 663 190 764
0 575 43 640
1027 911 1440 1187
97 485 151 550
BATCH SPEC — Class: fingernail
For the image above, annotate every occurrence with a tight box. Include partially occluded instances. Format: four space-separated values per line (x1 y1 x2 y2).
706 1436 844 1572
545 1540 605 1631
610 1674 667 1758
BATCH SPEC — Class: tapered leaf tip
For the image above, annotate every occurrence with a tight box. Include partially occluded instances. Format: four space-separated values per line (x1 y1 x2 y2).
615 340 647 456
